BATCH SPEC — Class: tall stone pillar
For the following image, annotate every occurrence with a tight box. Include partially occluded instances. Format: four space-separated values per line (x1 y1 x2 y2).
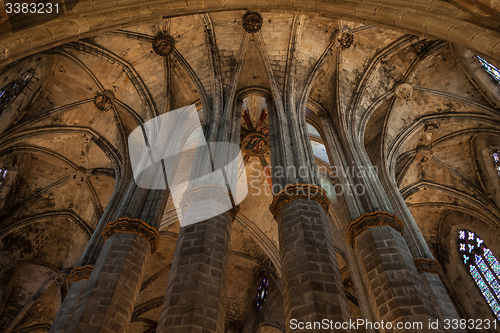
48 170 132 333
270 185 351 331
348 211 443 332
156 208 234 333
357 115 464 327
320 109 462 330
49 171 168 333
266 98 351 331
62 218 158 333
376 154 464 327
413 259 465 333
50 47 174 332
49 266 93 333
156 98 242 333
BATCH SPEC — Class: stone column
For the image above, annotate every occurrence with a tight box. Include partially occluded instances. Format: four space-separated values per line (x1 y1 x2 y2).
156 98 242 333
413 259 465 333
364 127 464 328
49 266 93 333
265 95 351 331
321 110 462 329
49 169 168 333
62 218 159 333
156 208 234 333
348 211 443 332
270 184 351 331
48 170 133 333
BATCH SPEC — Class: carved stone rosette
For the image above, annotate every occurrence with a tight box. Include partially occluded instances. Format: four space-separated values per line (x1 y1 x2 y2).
152 33 175 57
413 258 443 276
347 211 404 249
333 28 354 50
242 12 263 33
394 82 413 100
68 265 93 285
102 217 159 254
94 90 114 111
269 183 330 220
69 168 88 185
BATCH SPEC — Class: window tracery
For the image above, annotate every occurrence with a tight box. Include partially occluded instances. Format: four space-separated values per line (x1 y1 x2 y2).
458 230 500 320
476 56 500 85
491 151 500 175
0 69 34 111
256 278 269 311
0 168 7 187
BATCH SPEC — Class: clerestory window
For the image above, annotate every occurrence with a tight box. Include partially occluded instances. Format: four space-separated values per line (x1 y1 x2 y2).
476 56 500 85
0 69 34 111
0 168 7 187
256 278 269 311
492 151 500 176
458 230 500 321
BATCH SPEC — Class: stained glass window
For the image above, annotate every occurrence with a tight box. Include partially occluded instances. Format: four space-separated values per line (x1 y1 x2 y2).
0 168 7 188
492 151 500 176
477 56 500 85
0 69 34 111
458 230 500 320
256 278 269 311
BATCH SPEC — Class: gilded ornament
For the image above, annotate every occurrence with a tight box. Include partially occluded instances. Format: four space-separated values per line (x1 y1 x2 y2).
68 265 93 284
269 183 330 220
102 217 159 254
413 258 443 276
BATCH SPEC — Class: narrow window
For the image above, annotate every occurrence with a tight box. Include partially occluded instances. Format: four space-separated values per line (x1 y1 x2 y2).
458 230 500 320
492 151 500 176
0 168 7 187
476 56 500 85
256 278 269 311
0 69 34 111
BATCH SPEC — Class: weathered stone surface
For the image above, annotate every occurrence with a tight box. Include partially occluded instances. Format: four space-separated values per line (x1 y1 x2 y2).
277 199 351 331
156 210 232 333
356 225 442 332
0 6 496 333
62 232 151 333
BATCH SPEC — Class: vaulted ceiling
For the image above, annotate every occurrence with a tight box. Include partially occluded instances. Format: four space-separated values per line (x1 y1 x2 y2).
0 7 499 332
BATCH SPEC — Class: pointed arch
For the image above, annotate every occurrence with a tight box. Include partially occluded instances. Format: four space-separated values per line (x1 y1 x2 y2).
458 229 500 321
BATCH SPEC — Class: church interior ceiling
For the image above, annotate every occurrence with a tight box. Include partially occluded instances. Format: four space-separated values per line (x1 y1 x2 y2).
0 3 500 332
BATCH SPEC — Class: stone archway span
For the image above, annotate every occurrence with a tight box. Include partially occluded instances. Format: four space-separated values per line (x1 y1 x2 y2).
1 0 500 67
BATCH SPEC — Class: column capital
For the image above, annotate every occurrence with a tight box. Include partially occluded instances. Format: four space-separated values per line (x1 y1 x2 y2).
102 217 159 254
413 258 443 276
347 211 404 249
68 265 93 285
230 204 240 220
269 183 330 220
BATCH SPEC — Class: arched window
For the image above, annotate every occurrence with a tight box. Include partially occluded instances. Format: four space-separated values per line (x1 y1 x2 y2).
0 168 7 187
0 69 34 111
256 278 269 311
492 150 500 176
307 123 330 165
458 230 500 320
476 56 500 85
